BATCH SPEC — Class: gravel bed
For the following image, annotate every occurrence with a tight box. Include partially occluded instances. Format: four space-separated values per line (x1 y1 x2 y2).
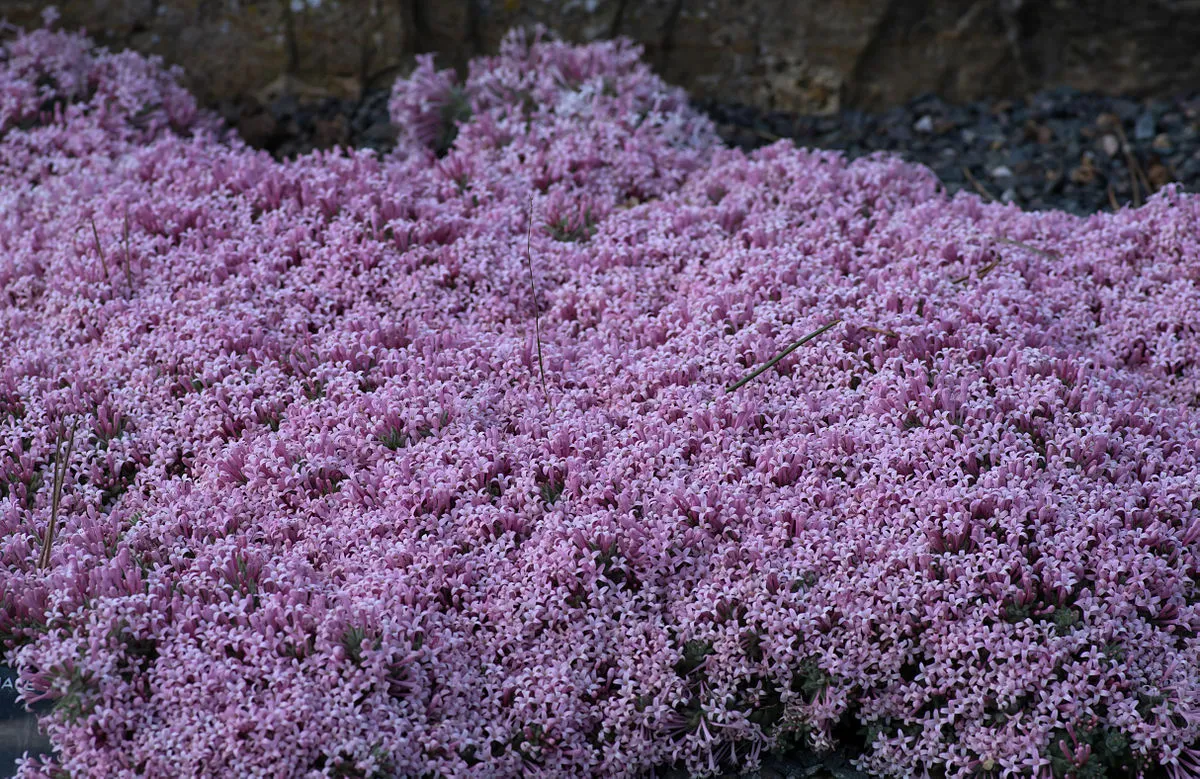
696 88 1200 217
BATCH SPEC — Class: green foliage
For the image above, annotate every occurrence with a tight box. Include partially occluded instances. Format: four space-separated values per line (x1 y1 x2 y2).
341 625 380 667
741 629 764 663
1004 601 1032 623
769 708 813 755
52 667 97 724
546 210 598 243
1047 721 1141 779
539 478 564 506
23 469 43 510
379 425 408 450
458 744 483 767
317 743 396 779
435 87 473 157
795 657 833 703
791 571 819 592
302 377 326 401
1052 606 1082 636
509 723 548 767
673 639 714 677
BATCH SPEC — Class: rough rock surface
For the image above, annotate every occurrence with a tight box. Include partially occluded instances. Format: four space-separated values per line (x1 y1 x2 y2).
5 0 1200 116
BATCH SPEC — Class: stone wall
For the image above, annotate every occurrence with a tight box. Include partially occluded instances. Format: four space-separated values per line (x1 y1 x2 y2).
4 0 1200 114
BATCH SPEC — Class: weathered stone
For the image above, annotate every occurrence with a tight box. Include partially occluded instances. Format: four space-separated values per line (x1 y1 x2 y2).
4 0 1200 116
289 0 407 95
477 0 628 49
659 0 895 114
2 0 292 105
1 0 406 104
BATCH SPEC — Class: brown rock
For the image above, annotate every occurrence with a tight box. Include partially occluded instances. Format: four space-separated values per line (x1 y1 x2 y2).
235 104 277 149
289 0 407 96
478 0 629 49
6 0 1200 120
313 114 349 148
1 0 406 106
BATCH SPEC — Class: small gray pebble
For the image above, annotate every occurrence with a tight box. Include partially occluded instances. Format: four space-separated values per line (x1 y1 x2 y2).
1135 112 1156 140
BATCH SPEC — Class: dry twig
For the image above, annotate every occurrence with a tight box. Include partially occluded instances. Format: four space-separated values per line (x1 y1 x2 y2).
961 166 996 202
122 207 135 296
525 196 554 413
727 318 842 393
89 217 109 284
37 420 77 570
1113 123 1150 208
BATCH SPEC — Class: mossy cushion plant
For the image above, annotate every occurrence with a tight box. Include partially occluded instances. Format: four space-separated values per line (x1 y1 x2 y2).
2 13 1200 779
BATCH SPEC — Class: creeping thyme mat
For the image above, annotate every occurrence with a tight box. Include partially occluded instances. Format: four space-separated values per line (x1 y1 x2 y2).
2 19 1200 779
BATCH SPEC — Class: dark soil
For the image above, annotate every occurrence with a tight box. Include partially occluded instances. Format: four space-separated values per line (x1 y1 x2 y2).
218 88 399 160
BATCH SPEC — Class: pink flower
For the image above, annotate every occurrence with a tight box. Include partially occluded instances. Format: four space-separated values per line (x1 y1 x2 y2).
3 19 1200 779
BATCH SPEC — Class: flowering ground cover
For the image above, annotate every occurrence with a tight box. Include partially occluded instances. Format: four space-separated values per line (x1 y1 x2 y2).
2 16 1200 779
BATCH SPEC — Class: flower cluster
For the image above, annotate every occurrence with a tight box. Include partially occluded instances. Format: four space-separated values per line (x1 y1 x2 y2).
2 16 1200 779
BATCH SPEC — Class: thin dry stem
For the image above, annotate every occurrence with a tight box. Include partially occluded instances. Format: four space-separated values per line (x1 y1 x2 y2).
122 206 135 297
952 257 1002 284
961 166 996 202
37 420 77 570
976 257 1003 280
726 318 842 393
1113 123 1147 208
89 216 110 283
752 127 781 143
525 196 554 413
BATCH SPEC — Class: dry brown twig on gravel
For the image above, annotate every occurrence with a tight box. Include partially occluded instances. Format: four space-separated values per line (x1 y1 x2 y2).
1112 123 1150 208
961 166 996 202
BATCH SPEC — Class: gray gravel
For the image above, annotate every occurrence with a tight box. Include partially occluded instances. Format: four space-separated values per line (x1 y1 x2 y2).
696 88 1200 217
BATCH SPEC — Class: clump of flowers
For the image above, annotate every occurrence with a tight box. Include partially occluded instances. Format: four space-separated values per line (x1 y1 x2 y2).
387 53 471 157
2 14 1200 779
